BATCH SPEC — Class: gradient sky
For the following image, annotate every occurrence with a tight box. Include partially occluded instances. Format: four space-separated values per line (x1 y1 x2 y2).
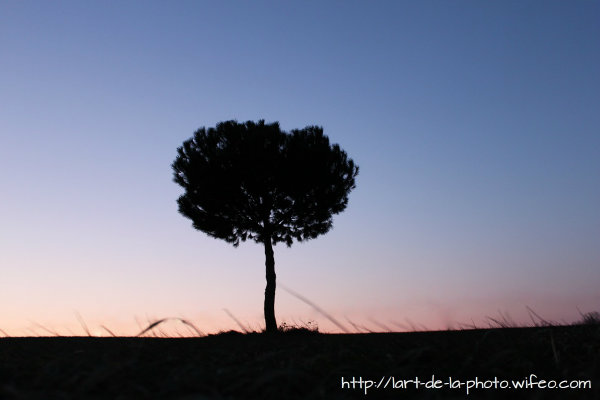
1 1 599 336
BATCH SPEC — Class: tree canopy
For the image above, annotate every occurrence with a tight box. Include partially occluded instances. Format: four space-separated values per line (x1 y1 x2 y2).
172 120 358 247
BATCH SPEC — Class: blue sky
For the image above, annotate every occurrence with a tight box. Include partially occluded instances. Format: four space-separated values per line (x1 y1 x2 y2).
1 1 598 335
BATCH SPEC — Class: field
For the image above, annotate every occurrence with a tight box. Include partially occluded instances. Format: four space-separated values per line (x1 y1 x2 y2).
0 324 598 399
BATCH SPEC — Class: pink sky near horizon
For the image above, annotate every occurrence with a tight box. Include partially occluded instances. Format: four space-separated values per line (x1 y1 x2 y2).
3 296 597 337
2 227 598 337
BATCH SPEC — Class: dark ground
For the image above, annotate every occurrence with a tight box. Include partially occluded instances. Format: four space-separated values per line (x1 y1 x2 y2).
0 325 598 399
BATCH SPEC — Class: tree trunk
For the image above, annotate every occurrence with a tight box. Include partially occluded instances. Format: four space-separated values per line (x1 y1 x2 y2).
263 238 277 333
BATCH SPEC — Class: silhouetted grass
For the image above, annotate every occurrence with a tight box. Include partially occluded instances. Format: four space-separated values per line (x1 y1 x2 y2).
1 300 598 398
0 323 597 399
136 317 204 337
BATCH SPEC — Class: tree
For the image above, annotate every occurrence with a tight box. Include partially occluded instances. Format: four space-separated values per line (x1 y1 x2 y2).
172 120 358 333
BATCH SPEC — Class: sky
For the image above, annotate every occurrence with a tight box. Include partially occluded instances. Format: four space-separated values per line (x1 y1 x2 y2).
1 1 598 336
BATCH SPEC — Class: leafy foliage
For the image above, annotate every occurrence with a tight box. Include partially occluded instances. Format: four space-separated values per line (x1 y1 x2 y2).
172 120 359 247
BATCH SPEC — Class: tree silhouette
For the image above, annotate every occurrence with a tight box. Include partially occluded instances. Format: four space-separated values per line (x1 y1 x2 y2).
172 120 358 333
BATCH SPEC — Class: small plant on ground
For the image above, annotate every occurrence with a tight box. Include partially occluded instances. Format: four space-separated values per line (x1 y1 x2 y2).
278 320 319 334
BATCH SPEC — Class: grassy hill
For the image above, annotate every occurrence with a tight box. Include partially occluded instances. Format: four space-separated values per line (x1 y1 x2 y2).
0 324 598 399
